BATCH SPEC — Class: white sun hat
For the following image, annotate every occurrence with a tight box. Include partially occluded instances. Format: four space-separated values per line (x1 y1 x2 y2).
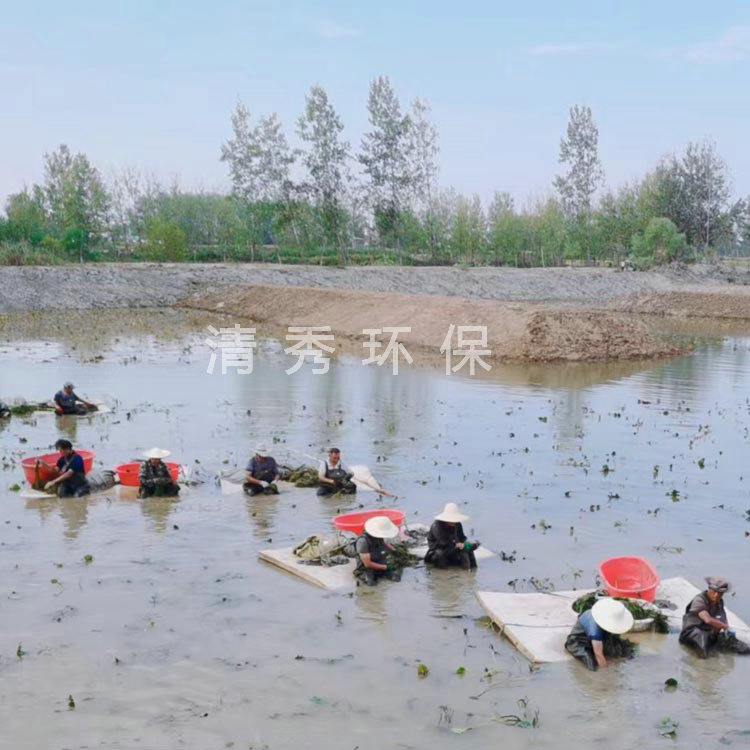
434 502 469 523
364 516 399 539
591 598 634 635
143 447 171 459
254 444 269 456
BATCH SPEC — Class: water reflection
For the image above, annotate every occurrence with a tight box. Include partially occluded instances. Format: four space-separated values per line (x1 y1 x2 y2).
140 496 179 533
245 494 281 541
24 495 96 539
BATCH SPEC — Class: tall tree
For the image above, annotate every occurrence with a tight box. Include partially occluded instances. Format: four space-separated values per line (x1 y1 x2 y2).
296 85 350 251
406 97 439 256
358 76 413 250
553 105 604 221
220 102 294 255
42 144 110 251
647 141 732 251
406 98 439 207
450 193 486 264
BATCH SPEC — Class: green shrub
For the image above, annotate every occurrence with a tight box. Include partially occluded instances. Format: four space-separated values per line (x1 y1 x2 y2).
143 217 188 262
632 218 688 263
0 241 64 266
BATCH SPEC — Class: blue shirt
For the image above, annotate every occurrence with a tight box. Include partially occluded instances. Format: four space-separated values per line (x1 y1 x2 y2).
579 609 605 641
54 390 79 408
246 456 279 477
57 453 85 474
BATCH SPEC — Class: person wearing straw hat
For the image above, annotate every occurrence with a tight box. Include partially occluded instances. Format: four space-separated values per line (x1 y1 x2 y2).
425 503 480 570
354 516 401 586
565 598 635 671
53 381 96 415
244 444 280 496
679 577 750 658
138 448 180 498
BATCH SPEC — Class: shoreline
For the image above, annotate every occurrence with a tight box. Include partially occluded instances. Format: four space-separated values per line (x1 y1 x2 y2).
3 261 750 362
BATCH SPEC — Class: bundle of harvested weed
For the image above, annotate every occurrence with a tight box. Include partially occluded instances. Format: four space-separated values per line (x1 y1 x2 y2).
279 464 320 488
387 543 420 570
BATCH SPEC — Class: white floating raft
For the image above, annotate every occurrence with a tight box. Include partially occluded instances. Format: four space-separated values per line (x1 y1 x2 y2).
260 524 496 591
476 577 750 664
34 399 113 416
259 547 357 591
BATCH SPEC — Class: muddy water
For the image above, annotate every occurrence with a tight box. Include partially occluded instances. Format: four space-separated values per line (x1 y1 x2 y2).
1 309 749 750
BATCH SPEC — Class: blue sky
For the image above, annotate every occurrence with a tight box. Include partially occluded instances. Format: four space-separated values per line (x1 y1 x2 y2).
2 1 750 207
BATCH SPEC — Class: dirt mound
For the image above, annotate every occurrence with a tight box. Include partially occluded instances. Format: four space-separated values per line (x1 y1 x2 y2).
181 284 683 363
622 290 750 319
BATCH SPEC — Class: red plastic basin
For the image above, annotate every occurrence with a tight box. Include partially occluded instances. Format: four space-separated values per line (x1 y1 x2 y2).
598 556 660 602
332 509 405 536
116 462 180 487
22 451 95 485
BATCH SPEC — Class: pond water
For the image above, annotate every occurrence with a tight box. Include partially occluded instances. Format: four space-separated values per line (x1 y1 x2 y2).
1 309 749 749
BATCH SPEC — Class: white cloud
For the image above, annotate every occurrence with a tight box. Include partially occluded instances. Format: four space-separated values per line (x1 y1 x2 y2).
683 26 750 63
312 21 361 40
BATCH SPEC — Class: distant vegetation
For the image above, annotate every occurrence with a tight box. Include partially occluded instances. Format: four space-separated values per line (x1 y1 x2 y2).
2 79 749 268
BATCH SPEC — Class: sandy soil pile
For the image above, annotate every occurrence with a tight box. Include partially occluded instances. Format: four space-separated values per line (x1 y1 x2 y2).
181 284 682 362
619 289 750 319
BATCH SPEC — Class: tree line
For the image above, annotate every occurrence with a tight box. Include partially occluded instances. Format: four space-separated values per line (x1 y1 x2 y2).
2 78 750 267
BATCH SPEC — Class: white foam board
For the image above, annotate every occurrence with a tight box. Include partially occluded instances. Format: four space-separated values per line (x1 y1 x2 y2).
476 577 750 664
259 547 356 591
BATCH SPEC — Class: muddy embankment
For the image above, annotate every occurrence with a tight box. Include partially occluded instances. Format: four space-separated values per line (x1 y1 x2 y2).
3 261 750 361
180 285 680 362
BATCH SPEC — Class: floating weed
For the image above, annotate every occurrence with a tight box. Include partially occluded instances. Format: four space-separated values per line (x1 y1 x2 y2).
417 663 429 678
437 704 454 726
9 483 20 492
654 543 684 554
83 554 93 564
16 643 26 659
657 717 678 738
698 458 705 469
664 678 678 691
455 666 466 676
68 695 76 710
492 697 539 729
669 489 680 502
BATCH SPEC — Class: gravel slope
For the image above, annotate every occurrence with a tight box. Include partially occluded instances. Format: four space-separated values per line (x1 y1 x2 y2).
0 261 743 312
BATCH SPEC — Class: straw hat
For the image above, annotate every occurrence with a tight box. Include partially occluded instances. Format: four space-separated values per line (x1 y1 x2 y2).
143 447 171 459
591 598 634 635
435 502 469 523
254 443 269 456
364 516 399 539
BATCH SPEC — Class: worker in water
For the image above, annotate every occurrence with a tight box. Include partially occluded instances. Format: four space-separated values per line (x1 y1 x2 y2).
317 447 356 497
565 598 635 671
424 502 479 569
354 516 401 586
0 400 10 418
139 448 180 498
244 444 280 496
39 438 91 497
53 382 95 415
679 577 750 658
